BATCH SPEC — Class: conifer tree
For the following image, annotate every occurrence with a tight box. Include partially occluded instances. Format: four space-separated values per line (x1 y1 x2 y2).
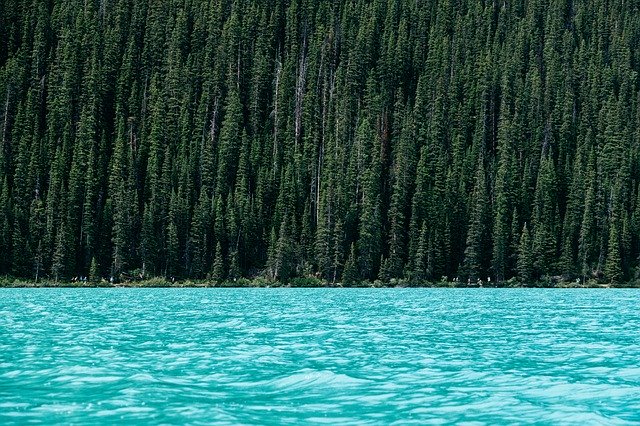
189 191 210 278
517 223 533 283
211 241 225 283
342 243 359 285
532 154 558 278
463 157 488 281
357 117 382 280
89 257 100 282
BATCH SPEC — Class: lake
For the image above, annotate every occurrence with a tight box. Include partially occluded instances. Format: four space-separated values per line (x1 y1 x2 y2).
1 288 639 424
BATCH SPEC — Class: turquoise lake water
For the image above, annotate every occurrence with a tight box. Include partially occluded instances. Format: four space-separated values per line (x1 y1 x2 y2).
1 288 639 424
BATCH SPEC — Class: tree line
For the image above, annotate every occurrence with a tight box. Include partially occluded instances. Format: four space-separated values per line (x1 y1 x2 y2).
1 0 640 284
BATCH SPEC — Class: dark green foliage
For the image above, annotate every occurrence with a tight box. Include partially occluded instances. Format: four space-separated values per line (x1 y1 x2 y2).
2 0 640 285
463 157 489 281
517 223 534 283
211 242 225 284
342 243 359 285
89 257 99 282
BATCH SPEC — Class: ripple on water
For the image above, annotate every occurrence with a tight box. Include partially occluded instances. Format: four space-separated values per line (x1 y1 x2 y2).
0 288 639 424
269 369 370 392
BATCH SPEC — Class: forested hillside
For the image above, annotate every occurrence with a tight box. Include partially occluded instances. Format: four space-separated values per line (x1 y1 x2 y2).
1 0 640 284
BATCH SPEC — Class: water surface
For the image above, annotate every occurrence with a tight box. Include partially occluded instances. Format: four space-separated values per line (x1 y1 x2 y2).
1 288 639 424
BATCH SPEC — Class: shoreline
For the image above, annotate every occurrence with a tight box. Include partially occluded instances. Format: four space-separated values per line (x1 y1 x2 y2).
0 277 634 289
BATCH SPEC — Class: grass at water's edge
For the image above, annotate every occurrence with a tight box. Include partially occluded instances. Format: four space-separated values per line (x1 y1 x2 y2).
0 276 638 288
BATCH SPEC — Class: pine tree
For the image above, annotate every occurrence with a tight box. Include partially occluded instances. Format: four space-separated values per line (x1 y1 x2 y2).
89 257 100 282
517 223 533 283
110 117 137 276
211 242 225 284
605 186 624 284
492 114 515 283
412 223 429 282
605 219 622 284
357 117 382 281
216 85 244 196
51 223 68 282
228 248 241 281
342 243 359 285
532 154 558 278
0 178 12 274
463 157 488 281
189 191 210 278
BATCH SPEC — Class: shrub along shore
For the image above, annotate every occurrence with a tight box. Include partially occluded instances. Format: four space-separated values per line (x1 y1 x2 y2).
0 276 632 289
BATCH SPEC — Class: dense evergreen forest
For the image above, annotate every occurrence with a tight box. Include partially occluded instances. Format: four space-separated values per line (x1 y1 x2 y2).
1 0 640 284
